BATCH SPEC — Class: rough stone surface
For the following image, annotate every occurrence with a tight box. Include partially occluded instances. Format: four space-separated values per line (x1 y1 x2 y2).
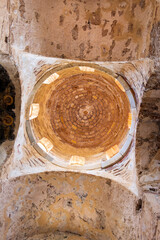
0 172 139 240
27 232 89 240
139 192 160 239
136 70 160 178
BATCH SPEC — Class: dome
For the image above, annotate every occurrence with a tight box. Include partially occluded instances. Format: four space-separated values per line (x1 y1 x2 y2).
26 63 135 170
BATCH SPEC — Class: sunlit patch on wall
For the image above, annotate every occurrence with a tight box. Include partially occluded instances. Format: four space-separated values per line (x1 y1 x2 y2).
79 66 95 72
69 156 85 166
43 73 59 84
29 103 39 120
37 137 53 153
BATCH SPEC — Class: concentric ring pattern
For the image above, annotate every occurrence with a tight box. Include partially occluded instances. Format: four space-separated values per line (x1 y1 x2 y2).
27 64 133 169
49 74 129 149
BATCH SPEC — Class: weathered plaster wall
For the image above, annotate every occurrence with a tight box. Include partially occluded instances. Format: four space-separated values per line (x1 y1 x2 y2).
8 0 158 61
0 0 10 54
149 0 160 59
0 172 140 240
139 192 160 239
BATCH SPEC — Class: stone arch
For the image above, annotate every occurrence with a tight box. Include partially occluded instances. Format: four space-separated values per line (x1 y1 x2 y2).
10 0 157 61
0 171 140 240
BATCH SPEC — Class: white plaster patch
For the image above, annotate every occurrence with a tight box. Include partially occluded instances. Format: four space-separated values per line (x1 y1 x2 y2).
29 103 39 120
79 66 95 72
37 137 53 153
69 156 85 166
43 73 59 84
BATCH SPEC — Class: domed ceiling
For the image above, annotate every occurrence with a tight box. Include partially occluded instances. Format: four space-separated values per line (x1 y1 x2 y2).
26 63 136 169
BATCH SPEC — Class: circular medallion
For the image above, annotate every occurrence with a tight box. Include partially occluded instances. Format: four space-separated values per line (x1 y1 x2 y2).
26 63 136 169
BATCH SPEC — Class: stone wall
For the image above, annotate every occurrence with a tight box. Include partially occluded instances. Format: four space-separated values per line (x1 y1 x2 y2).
136 71 160 175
